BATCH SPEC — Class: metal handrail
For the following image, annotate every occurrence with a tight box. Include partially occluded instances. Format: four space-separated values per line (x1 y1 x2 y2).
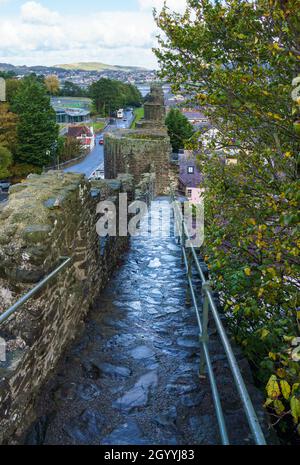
0 257 72 325
171 194 266 445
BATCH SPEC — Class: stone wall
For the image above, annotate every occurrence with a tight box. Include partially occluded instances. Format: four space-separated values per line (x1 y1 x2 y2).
104 129 171 196
0 171 134 444
104 84 172 196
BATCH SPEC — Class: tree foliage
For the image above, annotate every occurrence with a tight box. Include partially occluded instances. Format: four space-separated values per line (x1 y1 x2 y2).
0 103 18 154
57 136 85 163
60 81 87 97
165 108 194 152
12 76 59 167
45 75 60 95
89 78 142 116
0 71 16 80
0 145 12 179
5 79 21 105
155 0 300 438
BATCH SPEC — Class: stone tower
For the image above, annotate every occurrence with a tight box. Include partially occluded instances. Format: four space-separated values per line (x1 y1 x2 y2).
137 83 166 129
104 84 171 195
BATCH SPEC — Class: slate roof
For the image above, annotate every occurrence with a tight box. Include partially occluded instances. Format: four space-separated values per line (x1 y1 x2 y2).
179 152 203 188
67 125 92 138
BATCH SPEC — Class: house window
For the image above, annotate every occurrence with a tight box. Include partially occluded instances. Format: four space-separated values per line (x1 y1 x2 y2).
187 189 192 197
187 166 194 174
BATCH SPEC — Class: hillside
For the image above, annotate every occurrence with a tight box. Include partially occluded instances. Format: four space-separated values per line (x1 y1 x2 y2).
54 62 147 72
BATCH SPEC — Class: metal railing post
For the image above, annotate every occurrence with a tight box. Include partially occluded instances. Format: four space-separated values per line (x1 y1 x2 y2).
199 283 210 375
185 248 192 305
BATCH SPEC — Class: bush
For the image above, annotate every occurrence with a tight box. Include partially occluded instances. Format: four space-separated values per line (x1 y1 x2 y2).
0 145 12 178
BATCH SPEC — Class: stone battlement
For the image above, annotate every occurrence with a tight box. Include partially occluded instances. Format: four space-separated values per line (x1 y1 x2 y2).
104 85 172 195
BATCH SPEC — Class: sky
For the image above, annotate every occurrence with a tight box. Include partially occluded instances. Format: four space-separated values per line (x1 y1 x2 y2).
0 0 187 69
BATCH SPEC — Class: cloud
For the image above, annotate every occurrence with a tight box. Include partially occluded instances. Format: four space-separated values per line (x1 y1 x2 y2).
21 1 61 25
0 1 166 68
138 0 187 12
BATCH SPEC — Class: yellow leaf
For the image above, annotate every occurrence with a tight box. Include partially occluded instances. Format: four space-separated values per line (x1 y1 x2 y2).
292 344 300 362
244 267 251 276
269 352 277 361
258 288 264 297
264 398 273 407
274 399 285 415
290 396 300 423
280 380 291 400
266 375 280 399
267 267 276 277
276 368 286 378
292 384 300 394
261 328 269 339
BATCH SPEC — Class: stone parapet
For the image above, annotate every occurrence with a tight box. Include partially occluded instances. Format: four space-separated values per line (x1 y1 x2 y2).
104 129 171 195
0 171 133 443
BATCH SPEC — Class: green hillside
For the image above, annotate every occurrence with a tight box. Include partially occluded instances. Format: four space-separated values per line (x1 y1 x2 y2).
54 62 147 72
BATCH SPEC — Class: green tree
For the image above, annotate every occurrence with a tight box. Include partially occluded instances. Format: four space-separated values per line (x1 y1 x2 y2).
61 81 86 97
5 79 21 105
155 0 300 436
57 136 84 163
165 108 194 152
0 71 16 80
124 83 142 107
12 76 59 167
0 145 12 178
45 75 60 95
0 103 18 154
89 78 142 116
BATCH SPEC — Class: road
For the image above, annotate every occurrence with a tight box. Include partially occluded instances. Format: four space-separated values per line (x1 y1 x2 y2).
64 110 134 178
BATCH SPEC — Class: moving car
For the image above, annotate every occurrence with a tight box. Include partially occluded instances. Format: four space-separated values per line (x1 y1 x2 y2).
99 139 104 145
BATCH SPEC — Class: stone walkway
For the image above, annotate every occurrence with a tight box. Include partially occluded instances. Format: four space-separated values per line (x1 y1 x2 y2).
24 198 264 445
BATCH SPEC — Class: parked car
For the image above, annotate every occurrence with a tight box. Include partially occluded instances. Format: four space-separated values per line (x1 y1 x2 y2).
99 139 104 145
0 180 11 192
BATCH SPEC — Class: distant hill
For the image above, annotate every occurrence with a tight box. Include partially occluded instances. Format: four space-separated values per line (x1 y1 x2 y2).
54 62 148 72
0 62 67 74
0 62 151 76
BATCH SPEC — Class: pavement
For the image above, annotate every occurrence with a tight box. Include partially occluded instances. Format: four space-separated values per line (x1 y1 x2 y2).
23 199 260 446
64 110 134 178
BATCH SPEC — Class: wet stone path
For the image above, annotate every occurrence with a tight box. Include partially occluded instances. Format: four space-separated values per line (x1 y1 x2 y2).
25 198 258 445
